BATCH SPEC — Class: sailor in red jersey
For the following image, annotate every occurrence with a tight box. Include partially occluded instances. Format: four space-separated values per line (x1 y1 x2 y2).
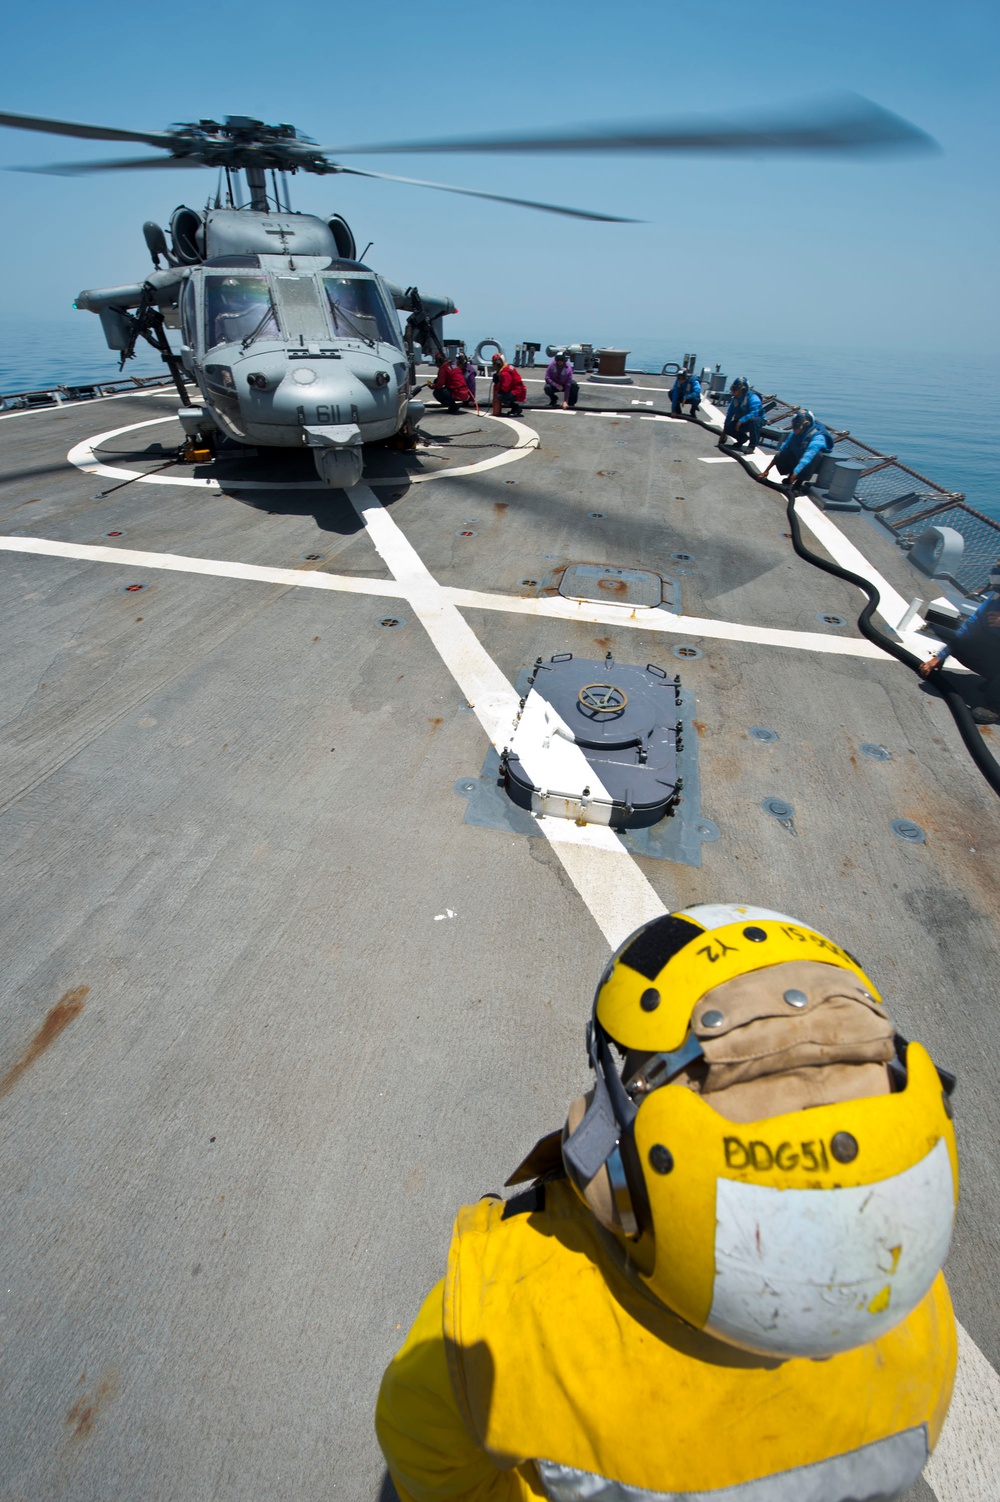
428 354 474 414
491 352 526 416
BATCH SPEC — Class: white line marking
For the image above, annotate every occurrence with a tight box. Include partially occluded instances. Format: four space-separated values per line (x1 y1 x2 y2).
699 397 728 426
346 483 665 948
0 536 889 659
65 415 538 491
370 416 538 485
443 585 889 659
926 1321 1000 1502
68 418 229 490
0 535 407 599
791 494 940 654
699 456 737 464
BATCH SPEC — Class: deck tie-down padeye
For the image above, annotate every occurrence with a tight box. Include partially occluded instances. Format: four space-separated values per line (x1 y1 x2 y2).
500 653 683 828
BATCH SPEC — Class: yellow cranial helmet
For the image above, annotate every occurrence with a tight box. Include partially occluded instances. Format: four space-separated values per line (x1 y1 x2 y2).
562 904 958 1359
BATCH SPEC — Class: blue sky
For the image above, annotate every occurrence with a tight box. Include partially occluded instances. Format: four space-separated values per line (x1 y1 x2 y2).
1 0 997 354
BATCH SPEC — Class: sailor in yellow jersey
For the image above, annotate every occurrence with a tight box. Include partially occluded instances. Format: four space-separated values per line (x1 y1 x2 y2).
377 905 958 1501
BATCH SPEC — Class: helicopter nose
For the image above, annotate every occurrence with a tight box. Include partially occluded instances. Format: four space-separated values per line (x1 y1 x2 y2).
233 350 402 435
276 363 391 428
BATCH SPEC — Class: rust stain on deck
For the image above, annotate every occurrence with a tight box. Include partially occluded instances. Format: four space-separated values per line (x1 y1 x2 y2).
0 987 88 1100
66 1368 119 1442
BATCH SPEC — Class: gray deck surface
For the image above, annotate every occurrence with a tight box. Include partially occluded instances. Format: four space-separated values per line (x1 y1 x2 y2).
1 371 997 1501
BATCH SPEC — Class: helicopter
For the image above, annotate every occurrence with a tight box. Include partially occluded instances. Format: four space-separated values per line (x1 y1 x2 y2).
1 99 935 489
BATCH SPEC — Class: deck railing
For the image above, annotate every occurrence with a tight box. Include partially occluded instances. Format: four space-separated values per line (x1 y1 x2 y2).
0 374 183 411
761 399 999 597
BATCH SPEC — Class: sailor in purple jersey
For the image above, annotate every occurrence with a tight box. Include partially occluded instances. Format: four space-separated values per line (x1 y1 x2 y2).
457 352 477 403
544 351 579 409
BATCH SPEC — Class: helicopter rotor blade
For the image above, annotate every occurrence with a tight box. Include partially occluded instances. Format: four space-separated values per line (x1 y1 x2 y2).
338 166 637 222
322 94 936 158
9 155 199 176
0 109 173 148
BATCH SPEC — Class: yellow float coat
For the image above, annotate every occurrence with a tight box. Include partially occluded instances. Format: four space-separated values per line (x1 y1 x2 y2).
376 1180 956 1502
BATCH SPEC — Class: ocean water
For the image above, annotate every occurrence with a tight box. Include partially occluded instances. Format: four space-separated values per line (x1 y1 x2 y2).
1 315 996 520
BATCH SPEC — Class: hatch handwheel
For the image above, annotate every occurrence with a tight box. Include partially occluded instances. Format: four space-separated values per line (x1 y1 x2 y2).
578 683 629 715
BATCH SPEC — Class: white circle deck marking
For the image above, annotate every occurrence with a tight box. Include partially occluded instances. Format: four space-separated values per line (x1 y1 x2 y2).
66 414 537 491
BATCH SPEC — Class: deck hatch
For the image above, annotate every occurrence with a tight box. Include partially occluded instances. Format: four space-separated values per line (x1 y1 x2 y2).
502 654 683 830
558 563 672 610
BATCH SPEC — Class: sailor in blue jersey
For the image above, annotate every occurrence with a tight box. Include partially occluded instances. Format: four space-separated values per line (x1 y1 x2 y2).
670 369 702 417
723 377 765 450
920 561 1000 724
762 410 835 486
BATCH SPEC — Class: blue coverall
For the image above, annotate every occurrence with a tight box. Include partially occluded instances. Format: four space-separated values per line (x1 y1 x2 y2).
935 594 1000 709
775 421 834 482
670 374 702 416
724 389 765 447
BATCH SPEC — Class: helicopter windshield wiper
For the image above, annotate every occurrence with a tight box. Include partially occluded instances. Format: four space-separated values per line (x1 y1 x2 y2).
240 303 278 351
326 296 375 348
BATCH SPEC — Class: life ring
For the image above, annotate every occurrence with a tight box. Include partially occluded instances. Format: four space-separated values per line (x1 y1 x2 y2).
475 338 504 366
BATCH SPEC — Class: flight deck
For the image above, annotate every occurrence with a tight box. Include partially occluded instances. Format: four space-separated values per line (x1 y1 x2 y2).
1 370 998 1502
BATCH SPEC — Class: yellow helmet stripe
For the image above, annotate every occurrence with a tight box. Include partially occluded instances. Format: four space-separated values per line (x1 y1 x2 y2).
598 916 880 1052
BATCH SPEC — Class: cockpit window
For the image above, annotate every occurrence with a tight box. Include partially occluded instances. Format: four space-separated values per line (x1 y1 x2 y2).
322 276 401 348
273 275 330 343
181 274 197 347
204 275 278 350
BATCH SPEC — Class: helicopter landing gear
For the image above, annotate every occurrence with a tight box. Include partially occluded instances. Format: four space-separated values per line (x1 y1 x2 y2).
178 405 217 464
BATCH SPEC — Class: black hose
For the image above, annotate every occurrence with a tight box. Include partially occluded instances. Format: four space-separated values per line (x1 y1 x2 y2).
698 417 1000 800
782 486 1000 798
